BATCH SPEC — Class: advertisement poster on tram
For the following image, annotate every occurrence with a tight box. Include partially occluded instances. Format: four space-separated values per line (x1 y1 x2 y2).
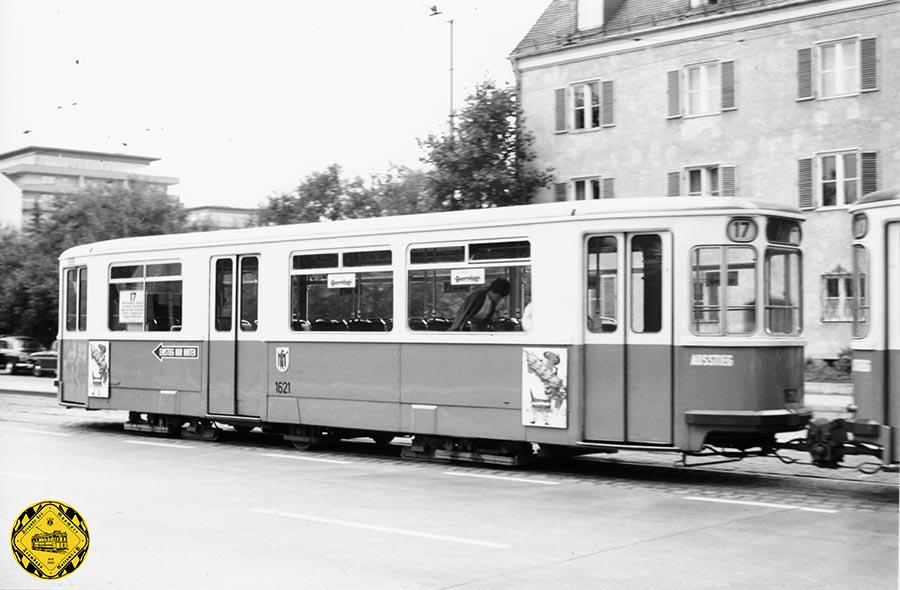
522 348 568 428
88 341 110 398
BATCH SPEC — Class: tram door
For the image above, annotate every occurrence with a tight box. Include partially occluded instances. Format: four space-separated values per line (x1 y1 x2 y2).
888 222 899 462
208 255 261 417
584 233 673 444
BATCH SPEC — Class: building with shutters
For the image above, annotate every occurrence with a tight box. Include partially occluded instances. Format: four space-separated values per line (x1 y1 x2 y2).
511 0 898 358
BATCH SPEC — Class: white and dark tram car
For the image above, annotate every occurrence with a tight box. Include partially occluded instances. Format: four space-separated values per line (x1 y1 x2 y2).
55 196 889 467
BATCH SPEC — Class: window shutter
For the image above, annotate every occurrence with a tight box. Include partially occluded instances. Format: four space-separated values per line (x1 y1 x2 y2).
555 88 567 132
860 152 878 196
602 177 615 199
601 80 615 126
554 182 568 202
667 171 681 196
667 70 681 118
860 37 878 92
721 166 736 197
720 61 736 111
797 158 814 209
797 48 814 101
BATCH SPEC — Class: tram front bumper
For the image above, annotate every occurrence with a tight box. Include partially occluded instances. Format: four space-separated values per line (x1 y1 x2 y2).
684 408 813 451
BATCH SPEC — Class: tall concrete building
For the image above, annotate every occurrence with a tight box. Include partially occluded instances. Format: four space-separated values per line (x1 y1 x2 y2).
0 146 179 229
511 0 899 358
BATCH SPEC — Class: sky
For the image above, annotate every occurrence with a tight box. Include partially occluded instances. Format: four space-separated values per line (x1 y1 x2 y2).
0 0 551 224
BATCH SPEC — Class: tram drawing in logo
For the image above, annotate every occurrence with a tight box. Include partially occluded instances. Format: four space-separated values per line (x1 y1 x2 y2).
10 500 89 580
275 346 290 373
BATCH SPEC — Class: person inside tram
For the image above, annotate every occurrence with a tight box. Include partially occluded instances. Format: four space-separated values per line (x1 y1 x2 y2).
449 278 510 331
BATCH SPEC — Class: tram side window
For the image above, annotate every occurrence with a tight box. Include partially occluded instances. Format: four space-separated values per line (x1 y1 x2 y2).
587 237 618 333
290 250 393 332
408 266 531 332
852 245 869 338
631 235 662 333
765 249 802 335
691 246 756 335
65 266 88 331
108 263 182 332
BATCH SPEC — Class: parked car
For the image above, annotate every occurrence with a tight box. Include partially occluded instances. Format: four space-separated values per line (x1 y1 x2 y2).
0 336 46 375
28 340 58 377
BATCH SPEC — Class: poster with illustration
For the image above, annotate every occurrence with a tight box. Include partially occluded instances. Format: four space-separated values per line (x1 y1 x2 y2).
88 341 110 398
522 347 568 428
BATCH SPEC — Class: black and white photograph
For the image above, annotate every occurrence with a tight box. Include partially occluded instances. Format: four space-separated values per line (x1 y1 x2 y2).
0 0 897 587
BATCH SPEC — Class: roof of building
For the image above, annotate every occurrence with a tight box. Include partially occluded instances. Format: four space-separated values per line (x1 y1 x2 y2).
0 145 159 165
511 0 823 58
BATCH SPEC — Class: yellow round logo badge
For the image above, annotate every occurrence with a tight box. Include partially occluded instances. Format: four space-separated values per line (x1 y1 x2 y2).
10 500 89 579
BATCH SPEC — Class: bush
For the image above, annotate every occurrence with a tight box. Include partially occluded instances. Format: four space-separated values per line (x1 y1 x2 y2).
804 348 853 382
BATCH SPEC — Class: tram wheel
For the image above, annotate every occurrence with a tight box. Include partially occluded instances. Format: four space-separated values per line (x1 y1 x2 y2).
233 424 255 434
291 440 313 451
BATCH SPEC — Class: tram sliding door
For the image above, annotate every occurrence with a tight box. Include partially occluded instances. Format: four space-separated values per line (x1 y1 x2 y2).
208 255 261 417
888 222 899 462
584 233 673 444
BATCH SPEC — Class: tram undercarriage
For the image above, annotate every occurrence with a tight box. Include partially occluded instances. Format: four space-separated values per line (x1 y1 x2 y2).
119 410 897 473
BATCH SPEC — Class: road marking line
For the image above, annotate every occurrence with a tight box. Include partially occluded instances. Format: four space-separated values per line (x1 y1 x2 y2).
0 471 49 481
251 509 510 549
260 452 352 465
442 471 561 486
122 440 193 449
16 429 70 437
685 496 838 514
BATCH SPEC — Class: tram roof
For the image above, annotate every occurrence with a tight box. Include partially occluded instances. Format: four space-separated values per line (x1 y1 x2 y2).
851 187 900 209
60 196 800 259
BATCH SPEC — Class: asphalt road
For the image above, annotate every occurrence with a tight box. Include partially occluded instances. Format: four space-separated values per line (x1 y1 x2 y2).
0 385 897 589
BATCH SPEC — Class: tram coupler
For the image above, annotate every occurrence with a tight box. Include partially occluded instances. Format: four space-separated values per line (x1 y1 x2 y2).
790 417 892 470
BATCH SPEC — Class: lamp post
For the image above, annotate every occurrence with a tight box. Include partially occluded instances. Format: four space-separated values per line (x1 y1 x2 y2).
429 6 454 134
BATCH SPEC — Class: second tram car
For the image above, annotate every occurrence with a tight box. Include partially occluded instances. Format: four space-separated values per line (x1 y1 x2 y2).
57 197 813 464
827 188 900 467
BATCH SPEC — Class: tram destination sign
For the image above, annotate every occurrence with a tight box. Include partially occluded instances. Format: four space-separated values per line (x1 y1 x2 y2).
152 343 199 362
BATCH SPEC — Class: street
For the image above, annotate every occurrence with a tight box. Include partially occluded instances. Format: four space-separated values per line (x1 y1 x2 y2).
0 383 897 589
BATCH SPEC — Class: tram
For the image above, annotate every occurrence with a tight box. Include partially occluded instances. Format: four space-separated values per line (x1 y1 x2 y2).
57 197 814 464
817 187 900 468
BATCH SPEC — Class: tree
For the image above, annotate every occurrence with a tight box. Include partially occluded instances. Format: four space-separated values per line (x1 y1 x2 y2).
419 79 553 210
257 164 375 226
0 182 190 343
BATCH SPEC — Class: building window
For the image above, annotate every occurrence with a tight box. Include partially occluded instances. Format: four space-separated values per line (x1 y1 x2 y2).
798 150 877 210
667 61 735 118
563 176 614 200
668 166 736 197
821 271 854 322
820 152 858 207
685 62 719 116
555 80 614 132
573 81 600 130
797 37 878 101
819 39 859 98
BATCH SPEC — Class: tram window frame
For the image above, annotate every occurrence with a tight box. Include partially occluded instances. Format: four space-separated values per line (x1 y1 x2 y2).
108 262 183 332
690 246 757 335
630 235 663 334
586 236 619 333
851 244 869 338
289 249 394 332
407 239 532 333
65 266 88 332
764 248 803 335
